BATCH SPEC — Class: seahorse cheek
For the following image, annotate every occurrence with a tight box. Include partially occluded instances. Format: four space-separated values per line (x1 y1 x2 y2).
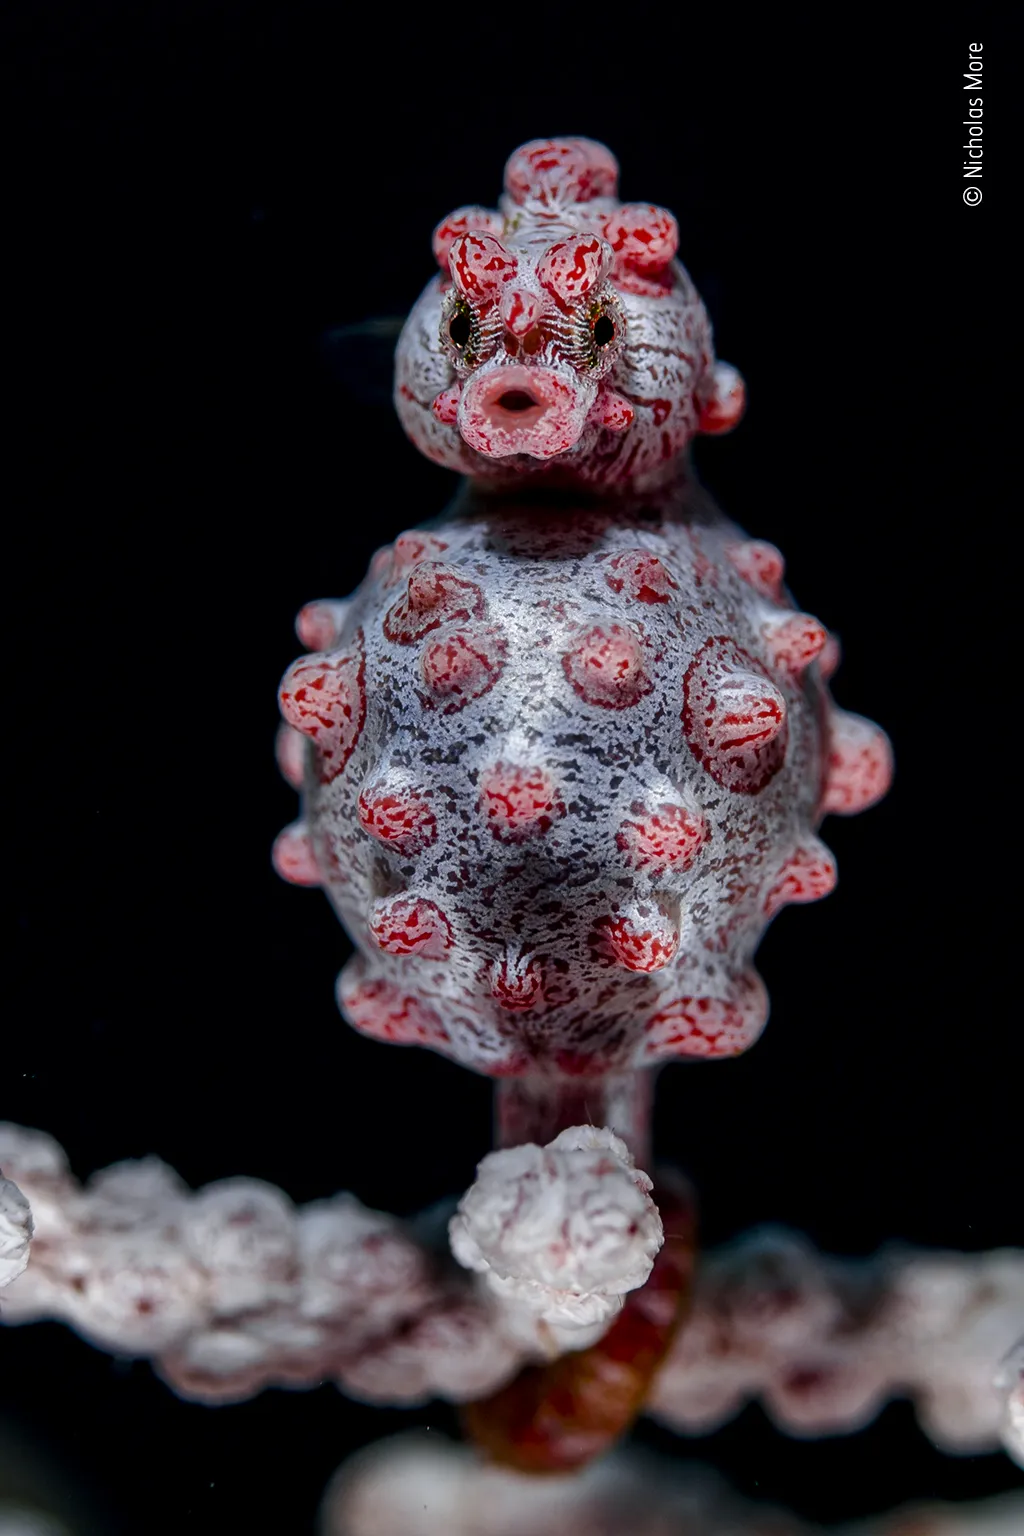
457 363 595 460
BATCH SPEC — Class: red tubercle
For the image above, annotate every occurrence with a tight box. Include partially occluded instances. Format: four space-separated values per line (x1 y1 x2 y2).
295 599 347 652
449 233 518 303
271 820 320 887
819 631 842 680
604 549 677 604
338 966 450 1049
274 723 306 791
499 286 542 339
383 564 485 645
726 540 786 601
589 387 635 433
503 138 619 208
490 952 544 1012
384 531 452 584
462 1175 697 1473
698 362 746 435
432 206 504 272
616 803 707 874
683 637 788 794
419 625 507 714
277 634 366 785
478 762 565 843
764 843 837 918
369 896 454 958
357 787 438 854
590 911 678 973
536 236 612 310
563 622 652 709
431 385 461 425
764 613 828 674
602 203 679 278
641 973 768 1061
821 710 893 816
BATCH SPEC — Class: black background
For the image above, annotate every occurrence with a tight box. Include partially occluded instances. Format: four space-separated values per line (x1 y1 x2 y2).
4 6 1020 1532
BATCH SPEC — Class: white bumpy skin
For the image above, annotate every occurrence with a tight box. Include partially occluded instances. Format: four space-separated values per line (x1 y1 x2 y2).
449 1126 663 1346
279 476 891 1083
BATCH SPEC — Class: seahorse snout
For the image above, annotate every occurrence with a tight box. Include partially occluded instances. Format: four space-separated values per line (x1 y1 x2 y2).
458 363 593 460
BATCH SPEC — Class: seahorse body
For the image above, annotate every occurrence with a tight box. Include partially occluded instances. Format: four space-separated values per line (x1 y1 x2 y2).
276 139 891 1084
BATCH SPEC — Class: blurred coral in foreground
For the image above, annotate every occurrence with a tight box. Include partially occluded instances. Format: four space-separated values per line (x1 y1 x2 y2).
323 1434 1024 1536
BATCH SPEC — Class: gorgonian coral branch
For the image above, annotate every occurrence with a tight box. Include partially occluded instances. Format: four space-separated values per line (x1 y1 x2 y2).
3 1122 1019 1464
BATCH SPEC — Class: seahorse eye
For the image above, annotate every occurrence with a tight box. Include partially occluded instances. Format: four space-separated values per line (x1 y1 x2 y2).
593 312 615 348
449 310 472 349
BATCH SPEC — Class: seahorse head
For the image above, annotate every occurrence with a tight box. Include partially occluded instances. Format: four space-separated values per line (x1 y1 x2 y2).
394 138 745 492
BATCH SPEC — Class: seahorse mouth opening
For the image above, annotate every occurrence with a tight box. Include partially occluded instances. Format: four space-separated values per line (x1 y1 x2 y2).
496 389 539 414
459 364 590 459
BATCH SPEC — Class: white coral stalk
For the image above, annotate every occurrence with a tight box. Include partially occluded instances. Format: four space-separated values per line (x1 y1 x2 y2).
0 1171 33 1290
995 1339 1023 1467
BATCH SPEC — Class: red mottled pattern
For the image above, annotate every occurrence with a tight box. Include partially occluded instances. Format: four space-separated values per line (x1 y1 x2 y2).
563 622 652 708
383 565 485 644
589 387 635 432
591 911 678 973
617 804 706 874
765 613 828 674
432 207 505 272
357 788 437 853
603 204 679 295
726 539 786 600
449 233 518 303
642 975 769 1062
431 386 460 425
277 635 366 785
295 600 345 652
388 531 450 580
499 285 542 338
822 710 894 815
490 952 544 1011
338 967 449 1049
604 549 678 604
419 626 508 713
503 137 619 208
370 897 454 958
271 820 320 887
478 763 565 843
764 844 837 918
683 637 789 794
536 236 612 308
698 363 747 435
